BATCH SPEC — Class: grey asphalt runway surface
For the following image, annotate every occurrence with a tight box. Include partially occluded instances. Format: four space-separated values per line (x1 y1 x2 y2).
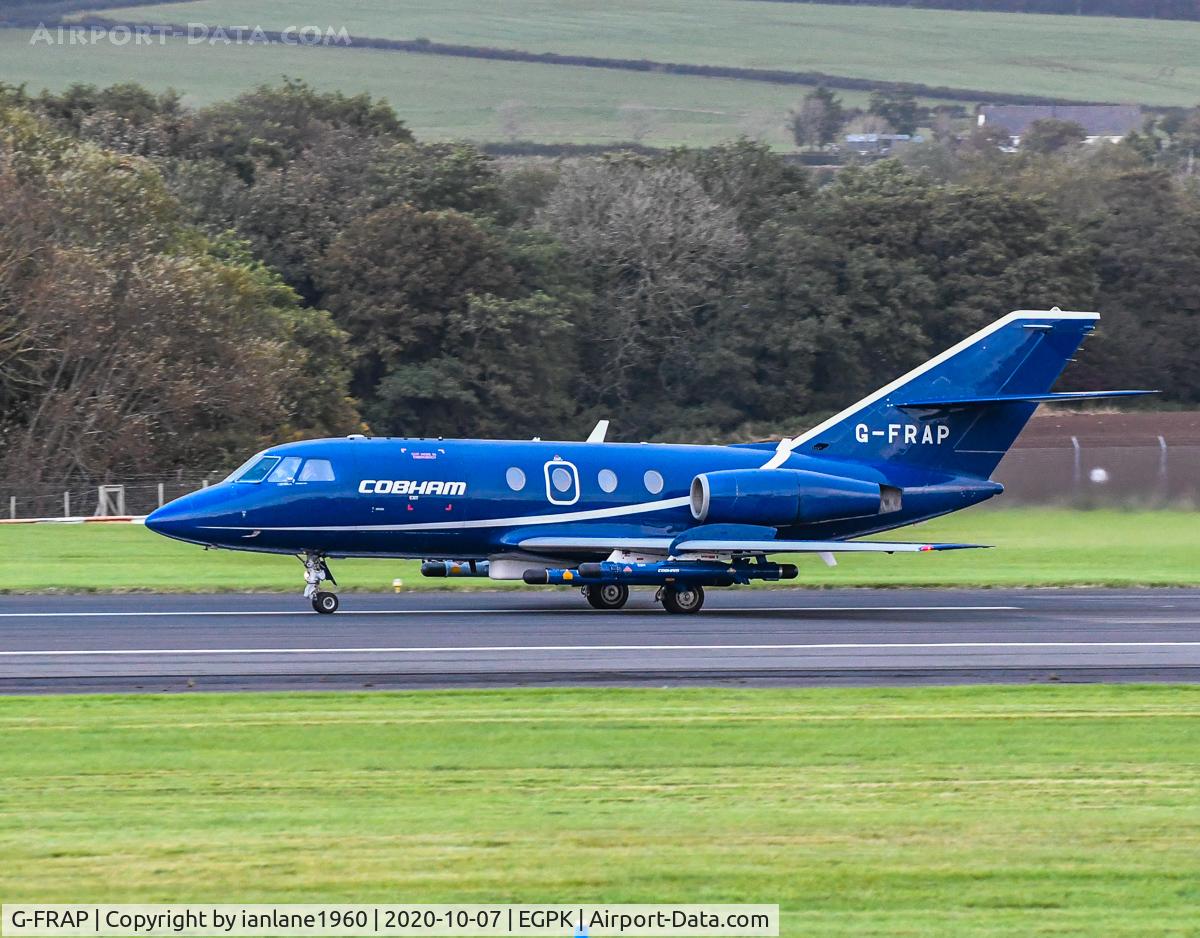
2 588 1199 692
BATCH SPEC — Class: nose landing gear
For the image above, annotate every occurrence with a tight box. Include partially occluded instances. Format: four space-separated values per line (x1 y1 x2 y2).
301 552 339 614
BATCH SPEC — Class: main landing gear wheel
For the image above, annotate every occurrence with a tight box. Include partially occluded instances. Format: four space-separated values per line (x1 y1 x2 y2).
312 591 340 614
585 583 629 610
661 584 705 614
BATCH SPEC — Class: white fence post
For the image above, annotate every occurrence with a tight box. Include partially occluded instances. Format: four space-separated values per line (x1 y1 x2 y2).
8 496 13 520
157 482 165 508
1070 436 1081 494
63 491 70 518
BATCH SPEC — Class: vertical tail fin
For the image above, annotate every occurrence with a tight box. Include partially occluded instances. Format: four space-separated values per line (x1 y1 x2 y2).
766 310 1148 479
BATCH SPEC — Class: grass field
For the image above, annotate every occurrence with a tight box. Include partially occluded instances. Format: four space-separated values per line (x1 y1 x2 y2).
94 0 1200 105
3 509 1196 592
0 29 888 149
2 685 1199 935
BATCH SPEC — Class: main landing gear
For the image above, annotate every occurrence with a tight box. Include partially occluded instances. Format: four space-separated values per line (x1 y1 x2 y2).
301 551 339 614
537 557 786 614
581 582 703 613
658 584 705 615
584 583 629 610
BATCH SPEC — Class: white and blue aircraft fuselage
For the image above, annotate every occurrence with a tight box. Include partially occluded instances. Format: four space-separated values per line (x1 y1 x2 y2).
146 310 1150 613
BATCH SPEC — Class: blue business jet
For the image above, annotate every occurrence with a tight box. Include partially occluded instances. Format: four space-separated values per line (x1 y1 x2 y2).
146 310 1149 614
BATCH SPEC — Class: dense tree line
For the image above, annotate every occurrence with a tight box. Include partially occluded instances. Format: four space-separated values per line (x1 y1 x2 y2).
1 80 1198 486
0 104 358 486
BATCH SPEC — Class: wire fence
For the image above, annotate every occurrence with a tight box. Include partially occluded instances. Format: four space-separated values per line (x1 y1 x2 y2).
0 471 227 519
993 443 1200 507
0 441 1195 519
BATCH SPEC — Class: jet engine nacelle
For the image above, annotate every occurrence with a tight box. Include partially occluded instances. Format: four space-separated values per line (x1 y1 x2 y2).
690 468 890 526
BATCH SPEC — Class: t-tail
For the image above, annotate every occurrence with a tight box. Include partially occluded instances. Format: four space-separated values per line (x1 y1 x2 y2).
765 310 1154 479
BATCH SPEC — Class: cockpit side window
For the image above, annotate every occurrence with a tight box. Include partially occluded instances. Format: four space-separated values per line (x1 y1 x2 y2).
298 458 335 482
224 451 266 483
267 456 303 484
231 454 280 483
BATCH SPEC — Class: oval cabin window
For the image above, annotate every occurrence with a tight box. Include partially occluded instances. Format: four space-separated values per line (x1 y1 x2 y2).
551 466 573 492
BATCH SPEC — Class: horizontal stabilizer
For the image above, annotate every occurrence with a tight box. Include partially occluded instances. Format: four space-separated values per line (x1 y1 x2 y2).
898 390 1156 410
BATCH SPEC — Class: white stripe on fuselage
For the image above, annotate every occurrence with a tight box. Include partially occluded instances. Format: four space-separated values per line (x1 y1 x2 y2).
199 495 692 533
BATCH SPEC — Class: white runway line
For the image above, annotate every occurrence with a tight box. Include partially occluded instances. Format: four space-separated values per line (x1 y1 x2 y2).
2 640 1200 657
0 605 1020 619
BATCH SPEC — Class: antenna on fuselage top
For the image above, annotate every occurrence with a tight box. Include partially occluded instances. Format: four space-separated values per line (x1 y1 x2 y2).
586 419 610 443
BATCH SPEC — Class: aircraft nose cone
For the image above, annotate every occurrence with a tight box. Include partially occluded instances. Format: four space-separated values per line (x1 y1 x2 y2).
145 500 192 540
145 490 219 542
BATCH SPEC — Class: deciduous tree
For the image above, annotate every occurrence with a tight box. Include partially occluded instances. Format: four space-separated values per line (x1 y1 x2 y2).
318 204 579 437
536 160 746 412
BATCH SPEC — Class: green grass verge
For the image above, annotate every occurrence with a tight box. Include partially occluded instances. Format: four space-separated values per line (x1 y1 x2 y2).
95 0 1200 105
0 29 886 149
2 508 1196 592
2 685 1199 936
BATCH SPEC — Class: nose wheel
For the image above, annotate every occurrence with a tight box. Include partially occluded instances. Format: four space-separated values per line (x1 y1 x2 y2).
312 591 340 614
300 552 339 613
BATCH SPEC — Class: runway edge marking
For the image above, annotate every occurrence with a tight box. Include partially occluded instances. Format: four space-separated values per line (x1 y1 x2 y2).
0 605 1021 618
4 640 1200 657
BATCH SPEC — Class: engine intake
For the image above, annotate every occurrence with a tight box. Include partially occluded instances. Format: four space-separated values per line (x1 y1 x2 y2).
690 468 893 526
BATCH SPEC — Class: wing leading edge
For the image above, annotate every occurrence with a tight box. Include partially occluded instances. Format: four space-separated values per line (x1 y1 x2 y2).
517 535 986 556
672 538 986 555
517 536 675 553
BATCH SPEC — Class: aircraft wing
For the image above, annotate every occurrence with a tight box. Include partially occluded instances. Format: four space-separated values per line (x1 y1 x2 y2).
517 533 985 557
516 536 675 554
672 538 985 555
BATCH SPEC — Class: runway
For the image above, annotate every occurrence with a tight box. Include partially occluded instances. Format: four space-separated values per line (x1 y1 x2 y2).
2 588 1199 692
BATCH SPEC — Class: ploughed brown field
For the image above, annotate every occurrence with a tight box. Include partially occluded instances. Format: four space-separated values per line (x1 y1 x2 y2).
1015 410 1200 448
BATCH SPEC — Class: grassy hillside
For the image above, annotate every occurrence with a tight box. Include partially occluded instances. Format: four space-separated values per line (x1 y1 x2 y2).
0 28 887 148
2 509 1196 591
10 0 1192 147
93 0 1200 105
3 685 1199 936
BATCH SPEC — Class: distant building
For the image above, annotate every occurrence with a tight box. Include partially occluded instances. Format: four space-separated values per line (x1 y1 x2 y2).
843 133 922 155
977 105 1143 147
